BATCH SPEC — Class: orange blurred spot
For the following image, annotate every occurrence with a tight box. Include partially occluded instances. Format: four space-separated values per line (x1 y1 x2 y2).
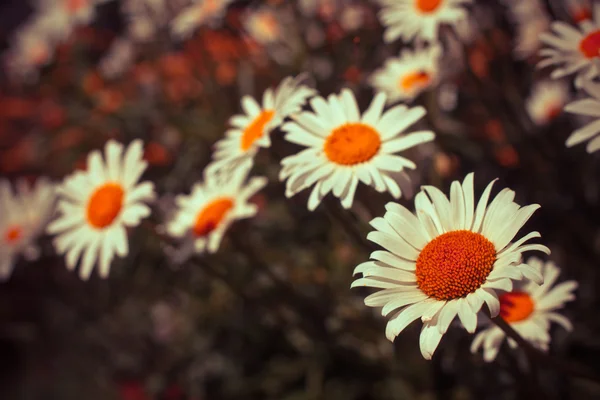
52 127 85 152
96 89 124 114
0 97 35 119
40 101 66 129
484 119 505 142
83 71 104 95
572 7 592 23
495 145 519 167
144 141 171 166
215 62 237 85
343 66 362 84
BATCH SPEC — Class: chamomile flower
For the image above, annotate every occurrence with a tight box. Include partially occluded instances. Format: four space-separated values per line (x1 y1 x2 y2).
526 80 570 125
166 164 267 254
471 257 577 362
47 140 156 280
369 45 441 104
207 75 316 174
564 79 600 152
352 173 549 359
377 0 473 43
280 89 435 211
0 179 56 280
171 0 233 39
538 5 600 87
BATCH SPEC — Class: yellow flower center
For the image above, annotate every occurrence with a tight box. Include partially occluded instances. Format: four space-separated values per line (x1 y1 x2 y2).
86 183 125 229
499 292 535 323
416 0 442 13
4 226 22 244
324 123 381 166
193 198 234 236
399 71 431 92
416 230 496 300
240 110 275 151
579 30 600 58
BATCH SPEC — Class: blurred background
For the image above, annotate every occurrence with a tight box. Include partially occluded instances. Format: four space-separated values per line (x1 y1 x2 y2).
1 0 600 399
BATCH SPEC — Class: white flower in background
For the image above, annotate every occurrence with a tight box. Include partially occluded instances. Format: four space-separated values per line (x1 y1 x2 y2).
171 0 234 39
538 4 600 87
526 80 570 125
167 164 267 254
47 140 156 280
243 6 287 46
280 89 435 210
352 173 550 359
377 0 472 43
471 257 577 362
99 38 135 79
35 0 108 27
370 45 441 104
207 75 316 174
564 79 600 152
0 179 56 280
503 0 551 58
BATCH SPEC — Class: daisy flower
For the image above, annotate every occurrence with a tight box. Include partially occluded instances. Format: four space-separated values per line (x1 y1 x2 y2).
47 140 156 280
538 5 600 87
377 0 472 43
280 89 435 211
171 0 233 39
471 257 577 362
564 79 600 152
243 6 286 46
207 75 316 174
369 45 441 104
0 179 56 280
352 173 550 359
526 80 570 125
166 164 267 254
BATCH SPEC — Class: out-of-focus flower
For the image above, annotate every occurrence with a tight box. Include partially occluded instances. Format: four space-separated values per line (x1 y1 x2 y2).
377 0 472 43
526 80 570 125
171 0 234 39
503 0 551 59
99 38 136 79
352 173 549 359
35 0 108 27
564 79 600 153
471 257 577 362
0 178 55 280
369 45 441 104
567 0 592 24
166 164 267 254
47 140 156 280
207 75 315 173
280 90 435 210
538 5 600 87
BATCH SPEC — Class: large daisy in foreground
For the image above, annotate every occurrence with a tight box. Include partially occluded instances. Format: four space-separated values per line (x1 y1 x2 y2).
207 75 316 174
47 140 156 280
352 173 550 359
378 0 472 43
471 257 577 362
538 7 600 87
0 178 55 279
280 89 435 210
369 45 441 104
564 79 600 153
166 164 267 254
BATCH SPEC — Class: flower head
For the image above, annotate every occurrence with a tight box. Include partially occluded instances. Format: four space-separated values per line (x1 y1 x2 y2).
171 0 234 39
526 80 570 125
471 257 577 361
47 140 156 280
280 89 434 210
564 79 600 152
352 173 549 359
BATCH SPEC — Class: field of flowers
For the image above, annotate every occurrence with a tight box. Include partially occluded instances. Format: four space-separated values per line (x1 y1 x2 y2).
1 0 600 399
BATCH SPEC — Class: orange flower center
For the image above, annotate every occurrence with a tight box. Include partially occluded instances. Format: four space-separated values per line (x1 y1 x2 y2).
66 0 86 13
399 71 431 92
416 230 496 300
324 123 381 165
86 183 125 229
193 198 234 237
416 0 442 13
545 104 562 121
579 30 600 58
4 226 22 244
499 292 535 323
240 110 275 151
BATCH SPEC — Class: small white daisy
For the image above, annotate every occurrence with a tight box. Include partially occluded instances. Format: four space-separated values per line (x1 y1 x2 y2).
369 45 441 104
352 173 550 359
171 0 233 39
526 80 570 125
47 140 156 280
538 5 600 87
166 164 267 254
0 178 56 280
280 89 435 211
207 75 316 174
243 6 286 46
471 257 577 362
564 79 600 152
377 0 472 43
